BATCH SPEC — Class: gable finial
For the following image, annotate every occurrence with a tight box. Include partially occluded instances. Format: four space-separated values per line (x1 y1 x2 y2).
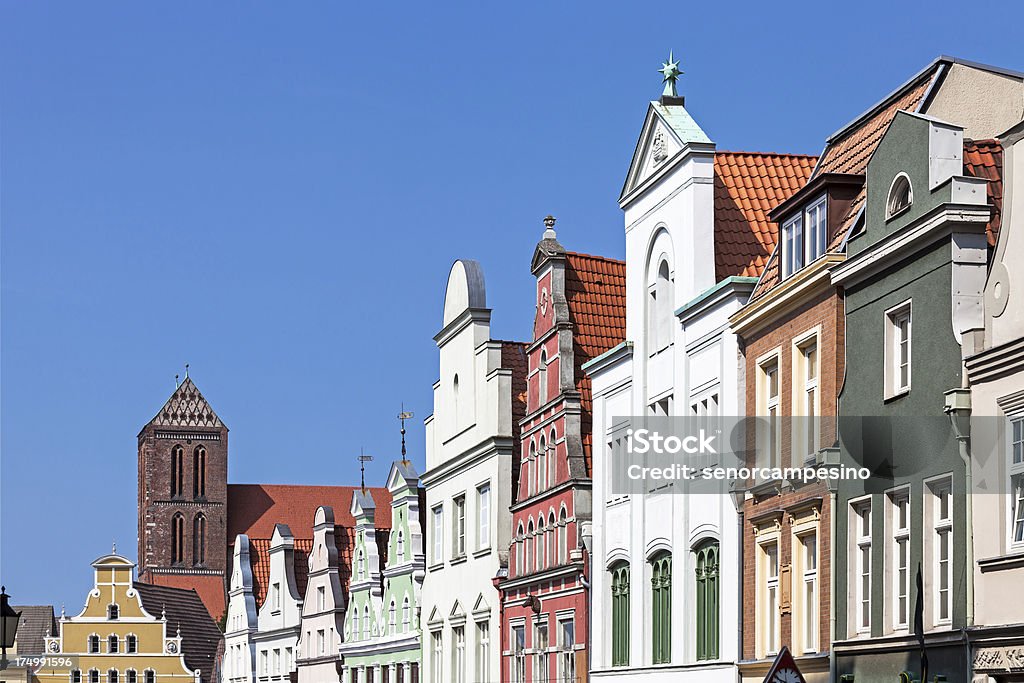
184 363 190 379
658 51 683 98
542 215 557 240
359 450 374 492
398 405 414 466
112 540 117 554
175 374 180 389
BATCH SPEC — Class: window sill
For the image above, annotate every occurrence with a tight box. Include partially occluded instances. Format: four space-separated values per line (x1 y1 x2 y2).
472 547 491 559
884 387 910 403
978 551 1024 572
428 562 444 572
449 555 468 566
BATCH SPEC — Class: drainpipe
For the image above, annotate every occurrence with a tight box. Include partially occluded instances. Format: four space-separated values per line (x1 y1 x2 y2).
820 446 841 683
730 487 745 676
581 522 594 683
944 388 973 628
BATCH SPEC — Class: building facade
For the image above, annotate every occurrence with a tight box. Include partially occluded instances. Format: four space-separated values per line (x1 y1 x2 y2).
253 525 305 683
338 462 425 683
420 260 527 683
587 70 815 683
498 219 625 683
37 553 220 683
224 538 258 683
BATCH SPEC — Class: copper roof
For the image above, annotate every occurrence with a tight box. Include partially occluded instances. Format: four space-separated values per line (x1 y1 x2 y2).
564 252 627 471
963 138 1003 246
713 152 817 280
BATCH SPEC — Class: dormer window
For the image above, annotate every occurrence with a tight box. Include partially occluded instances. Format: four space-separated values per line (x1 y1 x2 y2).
886 173 913 220
782 195 827 278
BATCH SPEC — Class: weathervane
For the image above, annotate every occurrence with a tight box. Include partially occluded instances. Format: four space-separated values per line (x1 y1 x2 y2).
359 449 374 492
659 51 683 98
398 405 414 465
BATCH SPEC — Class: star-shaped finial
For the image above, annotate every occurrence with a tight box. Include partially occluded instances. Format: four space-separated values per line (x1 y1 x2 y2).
659 51 683 98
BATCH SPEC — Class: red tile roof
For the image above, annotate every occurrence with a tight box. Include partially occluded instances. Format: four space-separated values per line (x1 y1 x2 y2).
963 139 1003 246
714 152 817 280
501 341 529 503
135 581 223 683
564 252 627 472
227 484 391 540
246 537 312 609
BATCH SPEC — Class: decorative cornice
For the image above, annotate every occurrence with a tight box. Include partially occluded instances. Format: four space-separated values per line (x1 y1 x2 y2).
730 255 843 338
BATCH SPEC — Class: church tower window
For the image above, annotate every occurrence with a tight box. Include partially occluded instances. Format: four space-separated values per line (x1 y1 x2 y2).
171 513 185 565
193 446 206 499
192 513 206 566
170 445 184 498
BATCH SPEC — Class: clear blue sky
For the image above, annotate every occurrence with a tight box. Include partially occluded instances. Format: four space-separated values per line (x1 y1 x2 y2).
2 1 1022 611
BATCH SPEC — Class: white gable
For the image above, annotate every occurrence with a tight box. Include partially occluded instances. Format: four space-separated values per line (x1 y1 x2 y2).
621 102 714 204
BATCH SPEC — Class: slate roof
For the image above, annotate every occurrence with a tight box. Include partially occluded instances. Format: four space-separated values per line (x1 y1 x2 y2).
134 582 222 683
564 252 627 471
143 574 228 623
713 152 818 280
12 605 56 655
963 138 1003 246
148 378 223 429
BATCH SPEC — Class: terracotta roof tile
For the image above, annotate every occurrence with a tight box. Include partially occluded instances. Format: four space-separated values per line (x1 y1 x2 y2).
246 537 313 609
564 253 627 471
714 152 817 280
227 484 391 540
500 340 529 503
144 573 227 621
963 138 1003 246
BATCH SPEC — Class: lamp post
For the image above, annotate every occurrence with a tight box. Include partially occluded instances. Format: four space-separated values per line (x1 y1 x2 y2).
1 585 21 667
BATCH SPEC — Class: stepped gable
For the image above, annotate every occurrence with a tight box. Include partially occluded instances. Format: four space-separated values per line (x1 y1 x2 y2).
135 582 222 683
147 377 224 429
714 152 817 280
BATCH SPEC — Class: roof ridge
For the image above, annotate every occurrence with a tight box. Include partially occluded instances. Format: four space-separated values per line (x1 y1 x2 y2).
565 251 626 265
229 482 389 489
715 150 819 159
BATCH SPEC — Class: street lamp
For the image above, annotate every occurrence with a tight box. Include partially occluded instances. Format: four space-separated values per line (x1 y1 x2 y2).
1 585 21 665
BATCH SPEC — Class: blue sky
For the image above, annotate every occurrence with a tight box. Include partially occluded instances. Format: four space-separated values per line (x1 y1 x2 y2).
2 1 1022 611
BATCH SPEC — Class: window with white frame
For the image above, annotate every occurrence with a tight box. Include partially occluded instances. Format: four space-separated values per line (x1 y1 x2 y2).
929 477 953 624
537 435 547 494
852 499 872 633
430 630 443 683
511 624 526 683
887 173 913 219
648 395 672 417
451 625 466 683
794 531 818 653
885 301 912 397
453 495 466 558
795 335 819 460
432 505 443 564
538 350 548 406
317 629 325 655
557 616 575 683
648 259 673 353
533 621 549 683
273 649 281 675
890 489 910 630
475 620 490 683
758 539 780 657
1010 416 1024 547
478 483 491 550
782 195 827 278
758 357 781 468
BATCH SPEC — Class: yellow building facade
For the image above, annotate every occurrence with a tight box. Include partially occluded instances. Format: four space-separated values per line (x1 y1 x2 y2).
35 554 217 683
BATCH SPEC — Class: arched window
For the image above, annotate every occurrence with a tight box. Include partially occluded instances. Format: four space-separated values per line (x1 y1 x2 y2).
193 446 206 499
126 635 137 654
89 671 99 683
515 523 525 576
388 601 397 634
126 672 137 683
648 259 673 353
71 670 82 683
538 351 548 406
452 374 460 430
357 549 365 579
610 563 630 667
108 671 118 683
527 442 536 497
887 173 913 219
695 541 720 661
558 507 568 564
192 514 206 566
171 514 185 565
108 635 119 653
525 521 534 575
537 435 547 493
362 605 370 639
107 604 119 620
144 671 155 683
536 517 545 571
650 553 672 664
397 531 405 561
548 512 556 566
402 597 411 632
549 429 557 486
170 445 184 497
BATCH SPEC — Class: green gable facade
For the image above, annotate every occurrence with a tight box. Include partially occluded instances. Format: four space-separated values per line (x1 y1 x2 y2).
831 111 993 682
339 462 425 683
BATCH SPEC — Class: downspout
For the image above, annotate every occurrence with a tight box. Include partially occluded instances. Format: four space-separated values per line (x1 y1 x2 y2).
820 446 842 683
581 573 591 682
944 387 973 628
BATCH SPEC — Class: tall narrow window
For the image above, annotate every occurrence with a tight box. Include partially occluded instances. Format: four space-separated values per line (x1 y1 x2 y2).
451 626 465 683
432 506 443 564
511 625 525 683
1010 417 1024 547
610 563 630 667
475 620 489 683
648 259 673 352
886 302 912 397
515 523 524 576
558 508 568 564
193 446 206 498
90 671 99 683
537 435 547 494
453 495 466 558
477 483 490 550
317 586 326 612
536 517 545 571
171 513 185 565
650 553 672 664
145 672 155 683
362 605 369 640
805 196 827 263
760 542 780 655
452 374 460 428
431 630 443 683
193 513 206 566
72 671 82 683
126 672 136 683
389 601 396 635
931 479 953 624
799 340 819 459
171 445 184 497
126 635 137 654
396 531 405 561
891 490 910 629
800 534 818 652
782 213 804 277
525 521 534 574
108 635 119 653
357 549 365 579
402 598 411 633
557 617 575 683
538 351 548 406
527 443 536 498
759 359 780 467
533 621 548 683
695 541 719 661
548 512 556 567
107 604 119 620
854 501 872 633
108 671 118 683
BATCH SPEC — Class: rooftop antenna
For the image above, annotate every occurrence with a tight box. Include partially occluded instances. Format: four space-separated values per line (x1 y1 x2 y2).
398 404 414 465
359 449 374 492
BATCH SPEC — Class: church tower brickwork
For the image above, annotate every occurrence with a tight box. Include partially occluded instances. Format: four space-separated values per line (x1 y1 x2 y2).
137 377 229 613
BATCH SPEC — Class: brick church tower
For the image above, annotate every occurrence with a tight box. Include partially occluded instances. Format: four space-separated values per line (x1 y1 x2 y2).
137 377 229 617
